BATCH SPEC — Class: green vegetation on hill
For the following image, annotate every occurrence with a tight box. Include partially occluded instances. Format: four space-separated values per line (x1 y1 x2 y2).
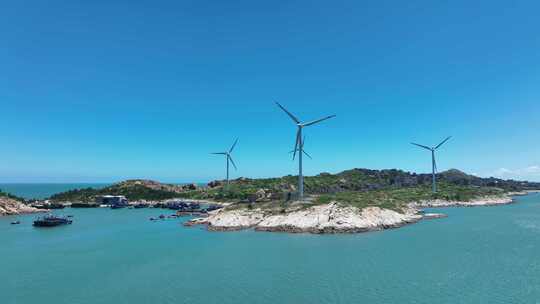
315 183 504 211
49 183 181 202
47 169 540 206
0 189 25 202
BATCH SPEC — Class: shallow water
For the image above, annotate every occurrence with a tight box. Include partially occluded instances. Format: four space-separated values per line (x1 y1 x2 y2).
1 194 540 304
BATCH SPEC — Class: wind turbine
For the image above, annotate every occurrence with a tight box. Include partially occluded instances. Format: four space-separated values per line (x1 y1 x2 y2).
211 139 238 188
276 102 335 200
411 136 452 193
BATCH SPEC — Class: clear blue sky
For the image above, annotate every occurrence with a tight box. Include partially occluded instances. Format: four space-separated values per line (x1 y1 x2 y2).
1 0 540 183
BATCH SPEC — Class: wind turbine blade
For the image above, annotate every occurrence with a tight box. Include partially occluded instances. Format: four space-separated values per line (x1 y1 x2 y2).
275 102 300 124
433 155 437 173
229 138 238 153
435 136 452 150
411 142 432 150
303 150 313 159
211 152 227 155
228 155 237 170
302 115 336 127
292 129 300 160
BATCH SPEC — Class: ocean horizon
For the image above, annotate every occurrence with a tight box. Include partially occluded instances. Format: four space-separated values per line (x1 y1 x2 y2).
0 182 211 200
0 183 110 200
3 1 540 303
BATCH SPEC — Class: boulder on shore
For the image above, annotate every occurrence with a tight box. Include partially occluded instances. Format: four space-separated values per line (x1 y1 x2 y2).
0 197 46 216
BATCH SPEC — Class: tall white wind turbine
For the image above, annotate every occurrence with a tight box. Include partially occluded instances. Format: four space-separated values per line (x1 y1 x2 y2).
411 136 452 193
276 102 335 200
211 139 238 187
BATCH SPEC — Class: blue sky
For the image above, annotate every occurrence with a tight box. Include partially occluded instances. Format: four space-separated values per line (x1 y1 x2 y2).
1 0 540 183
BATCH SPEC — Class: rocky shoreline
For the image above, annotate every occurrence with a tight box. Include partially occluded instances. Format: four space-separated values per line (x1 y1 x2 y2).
186 194 519 234
186 202 423 234
0 197 46 216
408 195 514 208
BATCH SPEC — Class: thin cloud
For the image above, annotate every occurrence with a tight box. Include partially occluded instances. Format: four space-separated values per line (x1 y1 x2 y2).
489 166 540 181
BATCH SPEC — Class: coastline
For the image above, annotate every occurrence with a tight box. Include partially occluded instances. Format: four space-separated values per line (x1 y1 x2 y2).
186 203 422 233
186 192 524 234
0 197 46 216
408 195 514 208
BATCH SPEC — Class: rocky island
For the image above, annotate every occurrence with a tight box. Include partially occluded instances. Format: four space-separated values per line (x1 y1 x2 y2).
0 190 45 216
184 169 539 233
40 168 540 233
185 188 516 233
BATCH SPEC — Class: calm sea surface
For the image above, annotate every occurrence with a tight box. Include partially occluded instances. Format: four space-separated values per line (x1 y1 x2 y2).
1 192 540 304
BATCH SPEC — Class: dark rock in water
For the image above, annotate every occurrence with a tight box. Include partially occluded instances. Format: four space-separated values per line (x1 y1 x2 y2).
166 201 188 210
110 204 127 209
154 203 166 209
188 202 201 210
71 203 100 208
11 221 20 225
48 203 65 209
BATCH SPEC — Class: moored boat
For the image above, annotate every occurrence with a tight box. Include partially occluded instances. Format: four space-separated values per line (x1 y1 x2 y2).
33 215 72 227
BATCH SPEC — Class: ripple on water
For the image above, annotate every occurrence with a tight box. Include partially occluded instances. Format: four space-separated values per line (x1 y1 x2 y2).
2 194 540 304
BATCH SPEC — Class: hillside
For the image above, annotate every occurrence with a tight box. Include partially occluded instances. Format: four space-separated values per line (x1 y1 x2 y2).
47 169 540 205
48 180 197 202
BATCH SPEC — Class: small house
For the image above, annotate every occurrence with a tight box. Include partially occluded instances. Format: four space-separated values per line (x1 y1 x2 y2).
97 195 128 206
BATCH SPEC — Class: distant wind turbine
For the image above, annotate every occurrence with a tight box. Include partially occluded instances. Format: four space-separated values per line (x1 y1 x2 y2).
211 139 238 187
276 102 335 200
411 136 452 193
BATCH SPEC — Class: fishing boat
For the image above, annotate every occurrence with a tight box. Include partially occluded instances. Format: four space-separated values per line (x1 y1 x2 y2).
33 215 72 227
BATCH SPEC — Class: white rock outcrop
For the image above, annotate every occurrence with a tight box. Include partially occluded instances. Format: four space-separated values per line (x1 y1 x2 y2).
257 204 421 233
0 197 45 216
205 209 265 231
409 195 513 208
187 203 422 234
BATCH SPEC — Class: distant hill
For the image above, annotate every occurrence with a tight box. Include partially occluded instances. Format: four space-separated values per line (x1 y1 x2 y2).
48 180 198 203
46 169 540 203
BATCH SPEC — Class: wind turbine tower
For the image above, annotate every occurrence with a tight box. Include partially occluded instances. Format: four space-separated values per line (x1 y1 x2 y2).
411 136 452 193
276 102 335 200
211 139 238 188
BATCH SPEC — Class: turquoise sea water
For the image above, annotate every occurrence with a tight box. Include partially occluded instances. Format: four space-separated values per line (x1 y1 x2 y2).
0 183 110 199
1 193 540 304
